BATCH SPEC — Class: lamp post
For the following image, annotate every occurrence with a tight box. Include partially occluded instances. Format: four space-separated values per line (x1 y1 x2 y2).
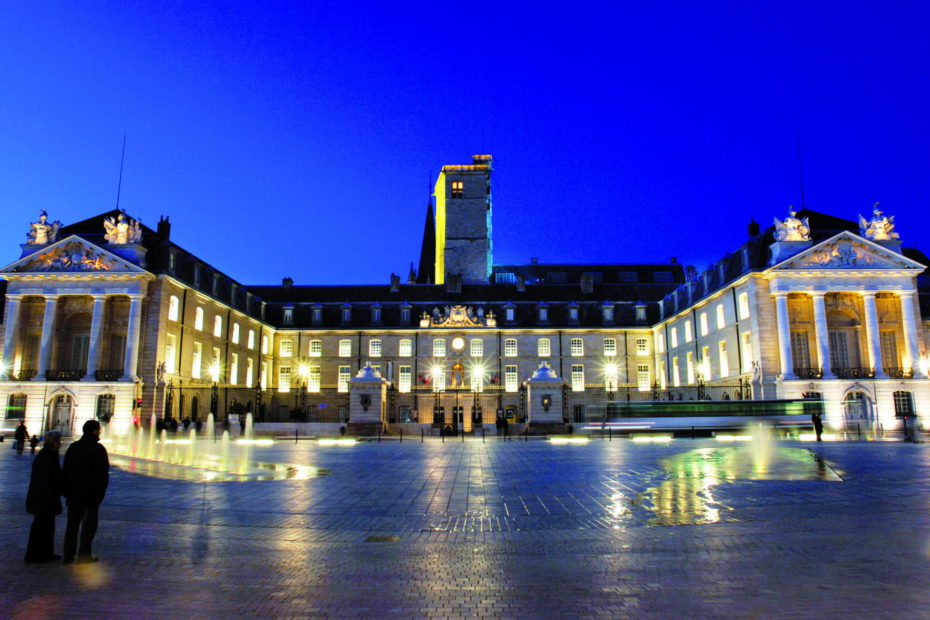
472 366 485 433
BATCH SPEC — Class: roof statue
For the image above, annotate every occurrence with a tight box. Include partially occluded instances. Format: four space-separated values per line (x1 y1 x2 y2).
103 211 143 245
859 203 900 241
26 210 62 245
773 207 810 241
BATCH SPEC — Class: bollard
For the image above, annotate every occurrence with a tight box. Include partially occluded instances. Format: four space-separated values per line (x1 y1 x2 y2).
857 423 861 439
608 427 611 441
400 428 403 444
525 427 528 442
482 428 485 443
295 428 298 443
421 429 424 443
378 427 381 443
442 429 445 444
461 430 464 443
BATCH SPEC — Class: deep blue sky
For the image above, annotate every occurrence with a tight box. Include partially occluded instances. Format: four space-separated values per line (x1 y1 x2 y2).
1 2 928 285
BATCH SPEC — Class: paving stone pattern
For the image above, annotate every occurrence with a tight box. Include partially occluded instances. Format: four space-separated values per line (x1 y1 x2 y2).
2 437 929 619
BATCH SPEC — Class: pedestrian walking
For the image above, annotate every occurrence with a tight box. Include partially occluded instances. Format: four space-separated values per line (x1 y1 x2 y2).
62 420 109 564
29 435 39 454
24 431 63 563
14 420 28 455
812 411 824 442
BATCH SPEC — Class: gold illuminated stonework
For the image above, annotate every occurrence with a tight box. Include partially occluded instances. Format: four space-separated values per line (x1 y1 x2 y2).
420 305 492 328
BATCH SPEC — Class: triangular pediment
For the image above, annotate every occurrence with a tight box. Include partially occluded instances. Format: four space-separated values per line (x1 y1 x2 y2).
773 231 925 271
0 235 147 276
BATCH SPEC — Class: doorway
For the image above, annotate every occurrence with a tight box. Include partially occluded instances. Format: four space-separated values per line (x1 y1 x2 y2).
48 394 74 436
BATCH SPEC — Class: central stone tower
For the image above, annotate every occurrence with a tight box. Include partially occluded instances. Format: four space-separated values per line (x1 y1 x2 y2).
432 154 493 284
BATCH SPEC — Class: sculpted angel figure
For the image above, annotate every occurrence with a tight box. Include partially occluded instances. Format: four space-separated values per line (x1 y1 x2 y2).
859 203 899 241
27 210 62 245
773 208 810 241
103 211 143 244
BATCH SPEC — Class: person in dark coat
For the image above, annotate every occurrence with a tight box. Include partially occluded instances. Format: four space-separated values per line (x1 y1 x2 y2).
812 412 824 442
24 431 63 563
14 420 28 455
62 420 109 564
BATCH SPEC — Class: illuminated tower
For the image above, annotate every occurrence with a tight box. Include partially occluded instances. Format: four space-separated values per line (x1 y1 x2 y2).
433 154 493 284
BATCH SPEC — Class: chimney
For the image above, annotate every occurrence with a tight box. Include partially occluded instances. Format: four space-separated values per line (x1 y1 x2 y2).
748 218 760 238
580 273 594 295
390 273 400 293
530 257 538 264
282 277 293 288
670 256 677 264
685 265 696 280
157 216 171 240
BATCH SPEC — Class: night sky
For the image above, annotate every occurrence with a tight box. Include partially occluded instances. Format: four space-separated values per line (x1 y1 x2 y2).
1 2 928 285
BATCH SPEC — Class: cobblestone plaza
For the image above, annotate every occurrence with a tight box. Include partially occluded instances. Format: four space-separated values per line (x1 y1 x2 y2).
2 436 930 618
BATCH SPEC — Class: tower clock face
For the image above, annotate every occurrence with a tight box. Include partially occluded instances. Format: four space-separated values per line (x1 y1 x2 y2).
451 336 465 351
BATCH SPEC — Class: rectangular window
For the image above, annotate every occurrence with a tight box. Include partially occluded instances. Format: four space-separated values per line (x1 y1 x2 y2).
165 334 177 374
791 331 811 371
309 365 321 392
686 352 694 384
312 307 322 325
741 332 753 372
670 327 679 348
230 353 239 385
371 306 381 323
604 363 618 391
194 307 204 331
505 365 518 392
341 307 351 323
672 357 681 387
470 339 483 357
398 366 412 393
701 346 710 380
571 364 585 392
339 339 352 357
283 307 293 326
399 339 413 357
212 347 221 381
278 365 291 393
659 361 667 389
400 307 411 324
718 341 728 377
248 330 255 350
829 331 850 369
504 338 517 357
246 358 254 386
451 180 464 198
433 339 446 357
213 315 223 338
716 305 726 330
369 339 382 357
168 296 179 322
738 292 750 320
657 333 666 353
192 342 202 379
699 312 709 336
570 338 584 356
70 335 89 371
338 366 351 393
433 368 446 392
6 394 26 420
880 331 898 369
637 364 650 391
635 337 648 356
309 339 322 357
538 338 551 357
685 320 693 343
603 338 616 356
261 335 268 354
602 305 614 323
280 339 293 357
261 361 268 388
231 323 240 344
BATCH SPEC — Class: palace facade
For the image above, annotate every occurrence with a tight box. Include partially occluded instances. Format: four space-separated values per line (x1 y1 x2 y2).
2 155 929 436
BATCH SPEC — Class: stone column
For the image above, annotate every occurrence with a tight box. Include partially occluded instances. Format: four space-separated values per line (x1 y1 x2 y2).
121 295 143 381
861 292 885 378
899 291 923 378
810 292 834 379
773 292 796 380
34 295 58 380
82 295 107 381
1 296 22 379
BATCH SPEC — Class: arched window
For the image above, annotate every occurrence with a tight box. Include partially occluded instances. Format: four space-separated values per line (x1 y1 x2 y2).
504 338 517 357
168 296 180 322
213 315 223 337
194 307 204 331
309 339 323 356
537 338 551 357
570 338 584 356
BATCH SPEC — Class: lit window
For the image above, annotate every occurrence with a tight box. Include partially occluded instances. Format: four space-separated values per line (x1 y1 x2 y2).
702 346 710 379
371 306 381 323
309 339 322 357
602 305 614 323
232 323 240 344
338 339 351 357
657 333 666 353
261 335 268 354
719 341 729 377
451 180 464 198
168 296 179 322
283 307 293 326
604 363 618 391
312 306 322 325
504 338 518 357
309 366 321 392
470 339 483 357
260 361 268 389
399 366 412 393
670 327 679 348
637 364 650 391
338 366 351 393
716 305 725 330
433 339 446 357
685 320 693 343
741 332 753 372
399 339 413 357
248 329 255 350
505 307 515 322
400 307 411 324
635 305 647 322
280 340 293 357
230 353 239 385
738 292 750 320
672 357 680 387
603 338 616 356
212 347 221 382
505 365 518 392
686 352 695 384
538 306 548 322
192 342 202 379
538 338 551 357
636 338 648 356
571 364 585 392
569 306 579 322
194 307 204 331
278 365 291 393
341 306 351 323
213 315 223 338
570 338 584 356
659 361 667 389
369 339 382 357
165 334 177 373
699 313 709 337
246 358 254 386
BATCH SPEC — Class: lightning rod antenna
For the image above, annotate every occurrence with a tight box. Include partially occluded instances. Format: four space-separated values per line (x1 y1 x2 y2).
115 134 127 210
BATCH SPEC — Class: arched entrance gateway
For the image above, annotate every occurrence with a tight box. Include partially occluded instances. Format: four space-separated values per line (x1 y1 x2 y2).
842 389 874 426
47 393 75 436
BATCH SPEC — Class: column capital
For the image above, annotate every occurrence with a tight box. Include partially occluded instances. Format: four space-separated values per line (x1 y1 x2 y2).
898 290 917 300
771 290 790 299
860 291 877 299
808 291 826 299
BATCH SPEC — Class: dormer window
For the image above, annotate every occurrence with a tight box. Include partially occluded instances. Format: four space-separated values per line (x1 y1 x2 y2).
635 304 647 323
341 305 351 324
568 304 579 323
400 305 411 325
312 305 322 325
282 306 294 326
371 304 382 324
602 304 614 324
537 304 548 323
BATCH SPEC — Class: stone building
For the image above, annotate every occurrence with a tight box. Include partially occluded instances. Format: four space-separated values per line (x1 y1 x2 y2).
1 157 928 437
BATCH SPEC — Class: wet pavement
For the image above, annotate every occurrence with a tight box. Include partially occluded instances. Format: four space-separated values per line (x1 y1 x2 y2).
2 436 929 618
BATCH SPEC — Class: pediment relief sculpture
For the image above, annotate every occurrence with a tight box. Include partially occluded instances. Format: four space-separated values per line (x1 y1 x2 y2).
103 211 143 245
15 241 119 273
788 239 910 269
858 203 900 241
26 210 62 245
773 208 810 241
421 305 494 328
